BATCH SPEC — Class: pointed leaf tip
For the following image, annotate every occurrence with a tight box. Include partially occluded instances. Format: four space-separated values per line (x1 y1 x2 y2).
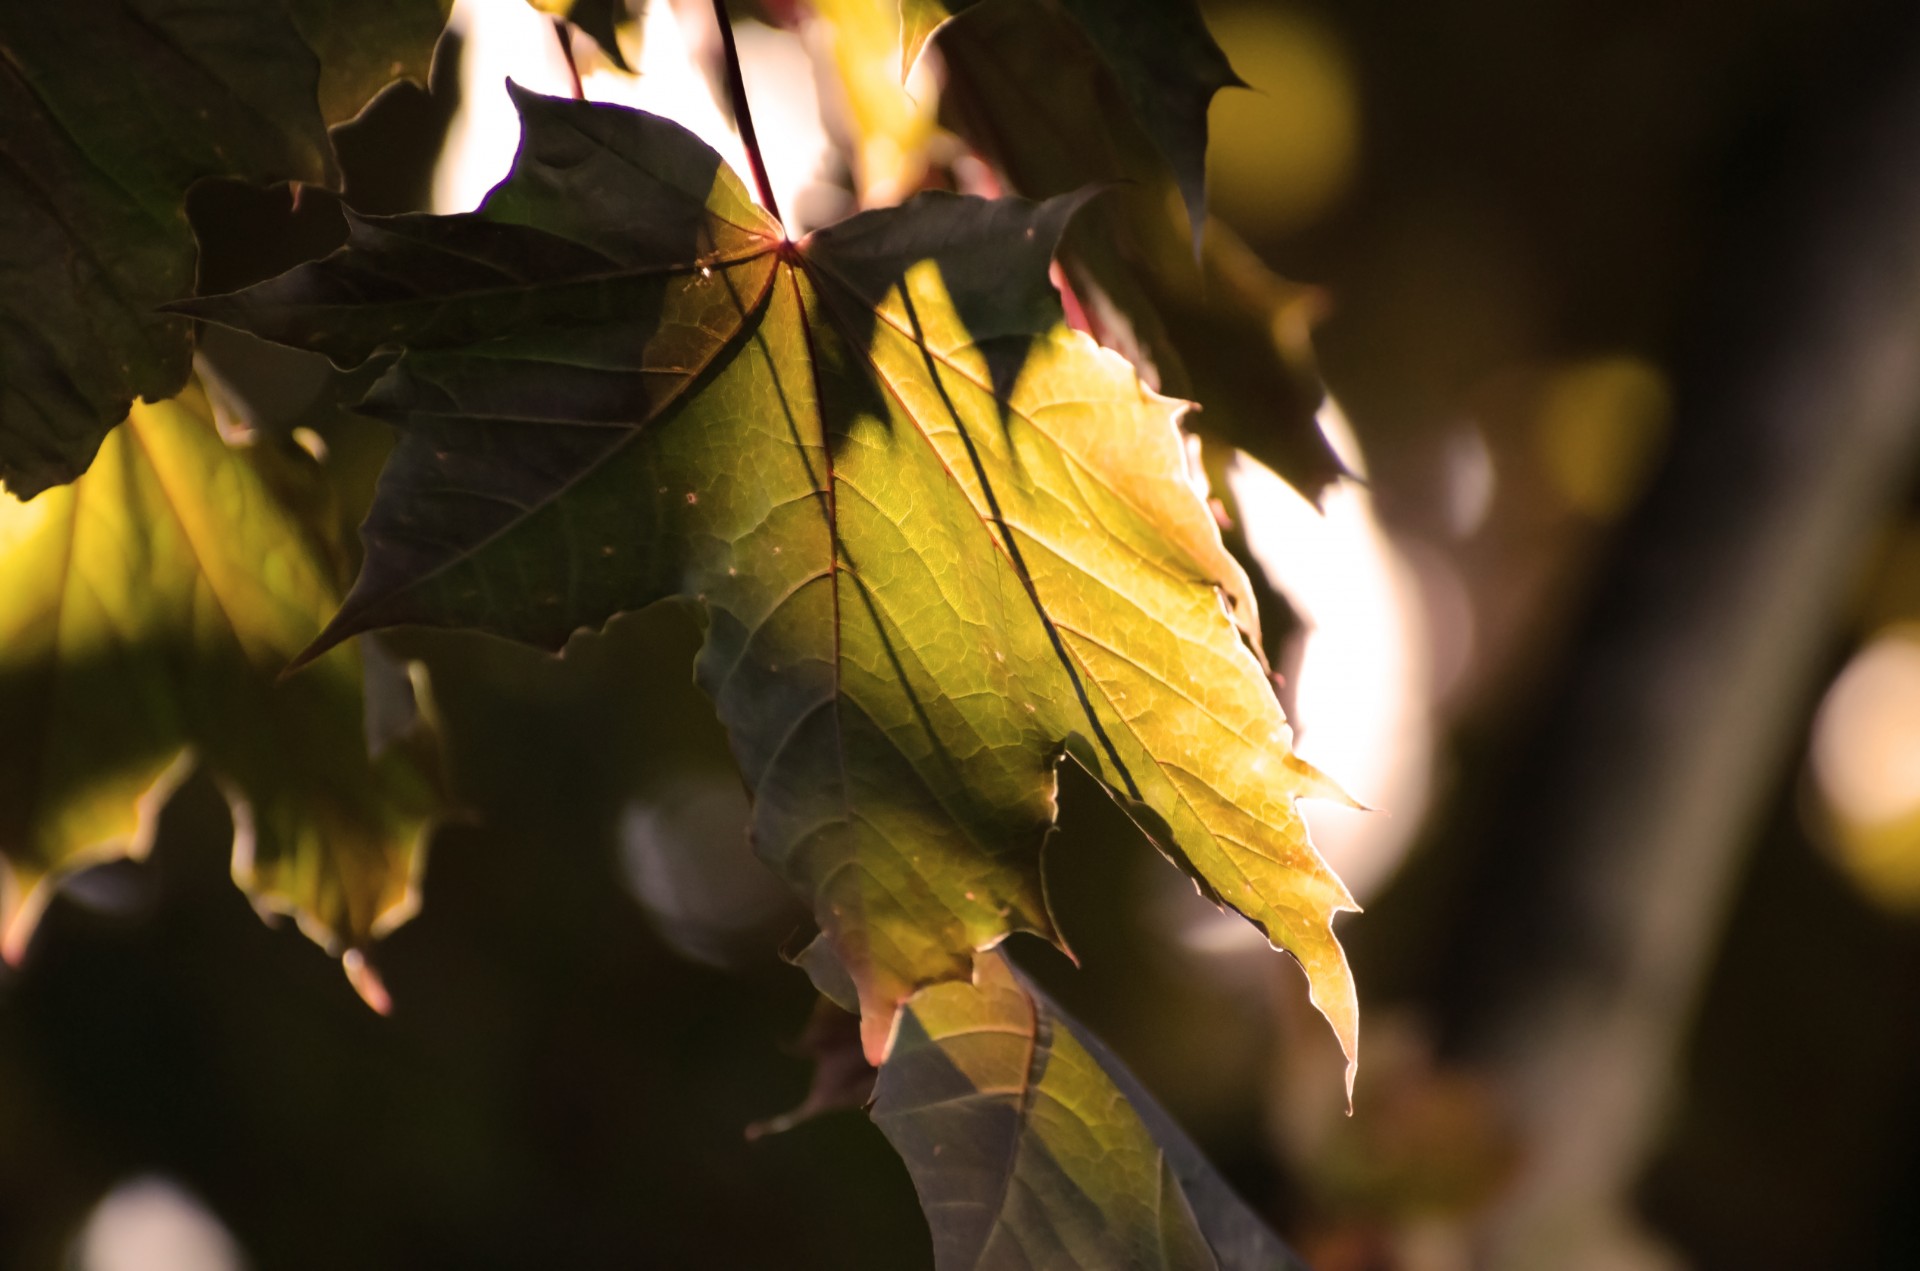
344 949 394 1015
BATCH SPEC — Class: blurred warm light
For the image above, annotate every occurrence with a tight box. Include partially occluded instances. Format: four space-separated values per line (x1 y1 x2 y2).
436 0 834 225
620 776 800 968
434 0 575 213
1441 424 1497 539
1809 625 1920 911
1228 400 1433 905
71 1177 248 1271
1533 354 1670 520
1206 5 1358 238
805 0 942 207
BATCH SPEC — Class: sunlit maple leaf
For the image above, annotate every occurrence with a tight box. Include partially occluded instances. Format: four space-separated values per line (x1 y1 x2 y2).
176 88 1359 1087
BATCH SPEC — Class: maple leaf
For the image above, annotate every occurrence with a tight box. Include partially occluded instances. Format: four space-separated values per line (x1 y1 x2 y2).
0 380 440 964
0 0 449 499
929 0 1347 502
175 88 1359 1086
874 949 1308 1270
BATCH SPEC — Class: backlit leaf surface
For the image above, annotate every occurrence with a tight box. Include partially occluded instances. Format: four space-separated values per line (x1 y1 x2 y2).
931 0 1345 501
177 89 1357 1082
874 950 1308 1270
0 382 439 962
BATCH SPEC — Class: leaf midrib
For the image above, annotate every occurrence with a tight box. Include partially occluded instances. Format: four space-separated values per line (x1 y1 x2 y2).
308 249 783 657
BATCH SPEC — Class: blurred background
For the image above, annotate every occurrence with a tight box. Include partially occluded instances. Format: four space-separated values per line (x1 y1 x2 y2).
4 0 1920 1266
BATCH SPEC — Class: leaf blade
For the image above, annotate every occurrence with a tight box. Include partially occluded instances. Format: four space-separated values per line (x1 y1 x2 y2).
896 0 1238 239
872 950 1306 1270
0 0 449 498
0 382 440 961
179 92 1358 1089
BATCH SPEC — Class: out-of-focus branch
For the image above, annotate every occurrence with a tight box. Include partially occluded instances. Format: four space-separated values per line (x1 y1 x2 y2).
1433 13 1920 1268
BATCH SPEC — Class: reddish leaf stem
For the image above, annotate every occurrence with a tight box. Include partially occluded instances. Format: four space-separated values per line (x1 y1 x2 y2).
709 0 783 227
552 18 585 100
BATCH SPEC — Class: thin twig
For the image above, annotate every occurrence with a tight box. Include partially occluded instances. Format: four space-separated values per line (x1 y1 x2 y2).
552 18 585 100
709 0 783 226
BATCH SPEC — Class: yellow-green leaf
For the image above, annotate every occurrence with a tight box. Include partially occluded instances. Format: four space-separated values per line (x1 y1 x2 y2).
0 383 439 963
175 89 1358 1088
874 950 1307 1270
930 0 1347 500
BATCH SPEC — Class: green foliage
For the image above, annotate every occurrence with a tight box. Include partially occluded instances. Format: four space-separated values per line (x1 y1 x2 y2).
177 89 1358 1078
0 1 1356 1262
899 0 1239 241
928 0 1344 500
875 950 1306 1270
0 382 439 962
0 0 447 499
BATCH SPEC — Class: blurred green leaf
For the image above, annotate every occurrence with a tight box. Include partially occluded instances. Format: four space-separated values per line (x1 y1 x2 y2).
874 949 1306 1270
901 0 1238 240
177 88 1357 1083
0 0 449 499
0 380 440 963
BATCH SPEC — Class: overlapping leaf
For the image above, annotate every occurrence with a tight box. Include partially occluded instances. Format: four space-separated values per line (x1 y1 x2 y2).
897 0 1239 241
874 950 1307 1270
176 89 1357 1081
0 381 439 962
0 0 448 499
931 0 1346 502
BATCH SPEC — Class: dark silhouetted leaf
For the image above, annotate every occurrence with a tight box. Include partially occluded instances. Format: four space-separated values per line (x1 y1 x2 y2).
176 89 1358 1084
0 0 449 499
900 0 1239 241
0 380 440 963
